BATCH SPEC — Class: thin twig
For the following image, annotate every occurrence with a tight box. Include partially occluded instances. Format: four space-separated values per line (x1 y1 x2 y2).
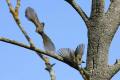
65 0 89 25
0 37 30 49
0 37 56 80
0 37 63 63
38 54 56 80
15 0 20 12
0 37 90 80
25 6 56 80
6 0 35 48
0 36 62 80
6 1 56 79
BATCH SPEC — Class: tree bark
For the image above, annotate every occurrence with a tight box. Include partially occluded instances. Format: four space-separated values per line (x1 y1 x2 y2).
86 0 120 79
86 16 118 80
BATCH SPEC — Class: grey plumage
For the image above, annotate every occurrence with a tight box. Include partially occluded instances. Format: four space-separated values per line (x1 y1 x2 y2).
25 7 55 51
40 32 55 52
58 48 75 61
57 44 85 67
58 48 76 66
25 7 38 22
75 44 85 65
25 7 43 32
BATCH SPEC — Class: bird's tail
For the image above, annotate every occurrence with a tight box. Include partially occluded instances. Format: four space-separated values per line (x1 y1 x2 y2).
40 32 56 52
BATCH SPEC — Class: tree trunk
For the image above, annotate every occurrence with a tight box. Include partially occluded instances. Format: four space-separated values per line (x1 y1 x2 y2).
85 12 119 79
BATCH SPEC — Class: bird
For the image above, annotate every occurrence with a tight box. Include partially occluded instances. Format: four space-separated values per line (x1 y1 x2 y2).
74 44 85 65
57 44 85 67
25 7 55 52
58 48 76 67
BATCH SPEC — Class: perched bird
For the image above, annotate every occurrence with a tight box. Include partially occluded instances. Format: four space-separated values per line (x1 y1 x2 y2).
25 7 55 51
58 48 76 67
75 44 85 65
57 44 85 67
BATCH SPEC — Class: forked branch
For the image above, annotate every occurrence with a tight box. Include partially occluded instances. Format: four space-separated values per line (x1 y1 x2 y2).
38 54 56 80
108 59 120 79
6 1 56 80
6 0 35 48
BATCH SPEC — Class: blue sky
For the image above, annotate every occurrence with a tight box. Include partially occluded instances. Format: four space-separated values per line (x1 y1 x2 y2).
0 0 120 80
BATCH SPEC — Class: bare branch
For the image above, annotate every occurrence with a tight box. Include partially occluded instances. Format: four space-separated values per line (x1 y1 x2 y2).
105 0 120 25
108 59 120 79
38 54 56 80
65 0 89 26
78 67 90 80
0 35 57 80
57 46 90 80
0 36 56 80
0 37 91 80
0 37 63 61
48 67 56 80
0 37 30 49
90 0 104 18
6 0 35 48
6 1 56 79
15 0 20 12
25 7 56 79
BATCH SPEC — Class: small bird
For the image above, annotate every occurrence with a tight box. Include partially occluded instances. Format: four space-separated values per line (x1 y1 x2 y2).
58 48 76 67
57 44 85 67
25 7 55 51
75 44 85 65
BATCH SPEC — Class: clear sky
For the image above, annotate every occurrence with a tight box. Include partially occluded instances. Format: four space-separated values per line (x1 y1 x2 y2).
0 0 120 80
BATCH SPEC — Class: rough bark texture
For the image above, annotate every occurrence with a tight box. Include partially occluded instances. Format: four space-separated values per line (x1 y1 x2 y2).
67 0 120 80
85 0 120 80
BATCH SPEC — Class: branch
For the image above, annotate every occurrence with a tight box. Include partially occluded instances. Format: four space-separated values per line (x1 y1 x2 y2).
38 54 56 80
6 0 35 48
57 47 90 80
90 0 104 18
0 37 63 62
6 1 56 79
0 37 56 80
78 67 90 80
5 1 89 80
108 59 120 79
0 37 31 49
65 0 89 25
0 37 91 80
15 0 20 12
105 0 120 25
